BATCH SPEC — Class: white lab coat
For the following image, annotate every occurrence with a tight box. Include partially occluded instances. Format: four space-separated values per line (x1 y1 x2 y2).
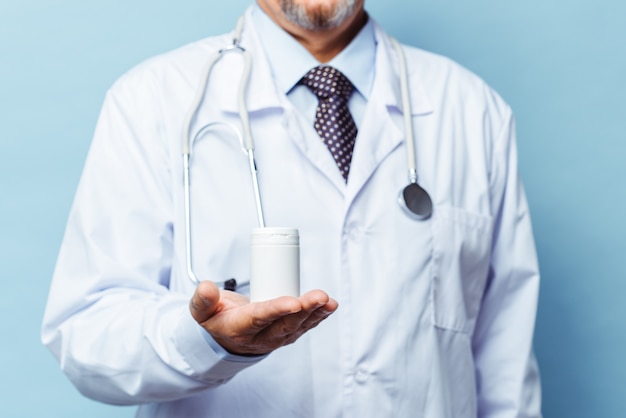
42 7 541 418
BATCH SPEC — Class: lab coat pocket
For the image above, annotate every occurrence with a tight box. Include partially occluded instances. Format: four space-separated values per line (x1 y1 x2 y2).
431 206 493 334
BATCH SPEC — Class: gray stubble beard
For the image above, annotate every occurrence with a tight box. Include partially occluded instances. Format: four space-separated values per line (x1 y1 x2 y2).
279 0 359 30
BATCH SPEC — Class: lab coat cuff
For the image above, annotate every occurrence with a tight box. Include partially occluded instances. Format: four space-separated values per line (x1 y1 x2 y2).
174 308 266 383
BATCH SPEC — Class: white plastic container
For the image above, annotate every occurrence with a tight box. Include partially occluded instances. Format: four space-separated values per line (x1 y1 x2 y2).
250 227 300 302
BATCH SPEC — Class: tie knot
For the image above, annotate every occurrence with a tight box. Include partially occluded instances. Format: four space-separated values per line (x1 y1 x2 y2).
301 66 354 100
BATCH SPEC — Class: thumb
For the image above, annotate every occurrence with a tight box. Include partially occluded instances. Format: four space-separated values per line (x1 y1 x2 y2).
189 281 220 323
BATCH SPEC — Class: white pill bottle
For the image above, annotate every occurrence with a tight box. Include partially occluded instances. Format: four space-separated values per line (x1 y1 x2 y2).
250 228 300 302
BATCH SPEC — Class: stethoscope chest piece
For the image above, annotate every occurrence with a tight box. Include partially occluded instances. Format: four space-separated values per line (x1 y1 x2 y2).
398 182 433 220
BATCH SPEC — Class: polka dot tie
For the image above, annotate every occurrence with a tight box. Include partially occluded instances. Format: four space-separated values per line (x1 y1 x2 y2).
301 66 357 181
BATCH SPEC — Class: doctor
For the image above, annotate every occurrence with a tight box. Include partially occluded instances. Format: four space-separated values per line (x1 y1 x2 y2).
42 0 542 417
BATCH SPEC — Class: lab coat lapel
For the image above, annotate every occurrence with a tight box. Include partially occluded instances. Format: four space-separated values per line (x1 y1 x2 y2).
282 105 349 190
346 93 403 201
188 9 282 144
345 27 433 203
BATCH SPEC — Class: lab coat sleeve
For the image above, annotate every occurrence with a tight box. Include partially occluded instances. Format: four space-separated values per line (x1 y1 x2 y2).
41 70 261 405
472 109 542 417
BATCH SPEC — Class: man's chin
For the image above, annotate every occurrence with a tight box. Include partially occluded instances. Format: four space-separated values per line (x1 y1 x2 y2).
280 0 357 31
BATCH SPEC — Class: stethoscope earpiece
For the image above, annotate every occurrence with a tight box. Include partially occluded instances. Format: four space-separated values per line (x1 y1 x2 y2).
398 182 433 220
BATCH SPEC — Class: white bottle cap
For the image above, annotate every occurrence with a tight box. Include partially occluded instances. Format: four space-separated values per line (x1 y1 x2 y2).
250 228 299 245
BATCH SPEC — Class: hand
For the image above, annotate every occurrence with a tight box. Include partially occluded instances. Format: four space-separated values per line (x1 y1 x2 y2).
189 281 338 356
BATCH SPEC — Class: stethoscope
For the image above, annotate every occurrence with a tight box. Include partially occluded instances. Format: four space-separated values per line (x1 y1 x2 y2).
182 17 432 286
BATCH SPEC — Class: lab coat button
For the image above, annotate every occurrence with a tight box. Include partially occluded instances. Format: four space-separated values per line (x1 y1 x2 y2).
347 226 361 240
354 368 368 384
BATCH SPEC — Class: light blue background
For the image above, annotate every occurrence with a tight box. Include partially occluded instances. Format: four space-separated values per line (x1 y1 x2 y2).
1 1 624 417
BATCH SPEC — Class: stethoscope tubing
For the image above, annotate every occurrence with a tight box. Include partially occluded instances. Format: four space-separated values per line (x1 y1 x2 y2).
182 17 265 285
391 37 418 184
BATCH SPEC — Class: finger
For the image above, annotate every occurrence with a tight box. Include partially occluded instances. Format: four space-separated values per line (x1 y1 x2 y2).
305 297 339 322
244 290 333 329
298 290 339 313
247 296 303 330
273 290 338 334
299 300 338 331
265 296 338 337
252 304 335 351
189 281 220 324
277 290 338 332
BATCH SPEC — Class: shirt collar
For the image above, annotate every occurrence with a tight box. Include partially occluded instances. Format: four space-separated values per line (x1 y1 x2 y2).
251 4 376 99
